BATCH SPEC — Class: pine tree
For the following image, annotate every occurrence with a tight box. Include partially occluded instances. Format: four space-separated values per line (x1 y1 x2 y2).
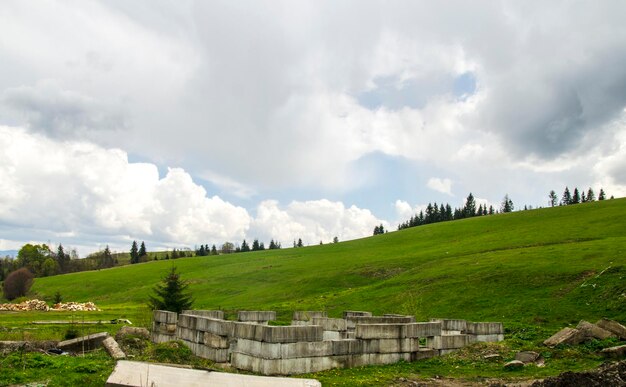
464 193 477 217
259 242 265 250
586 188 595 202
139 241 147 259
241 240 250 252
297 238 303 248
333 236 339 243
561 187 572 205
572 188 581 204
103 245 113 268
599 188 606 200
501 194 514 213
130 241 139 264
56 244 69 273
148 267 194 313
252 239 260 251
549 190 558 207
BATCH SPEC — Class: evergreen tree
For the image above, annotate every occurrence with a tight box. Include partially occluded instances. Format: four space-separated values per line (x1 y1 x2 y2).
139 241 147 259
333 236 339 244
297 238 303 248
549 190 558 207
130 241 139 264
599 188 606 200
561 187 572 205
464 193 477 217
501 194 514 213
103 245 113 268
572 188 581 204
259 242 265 250
581 191 586 203
56 244 70 273
211 245 218 255
252 239 260 251
148 267 194 314
241 240 250 252
489 205 495 215
586 188 595 202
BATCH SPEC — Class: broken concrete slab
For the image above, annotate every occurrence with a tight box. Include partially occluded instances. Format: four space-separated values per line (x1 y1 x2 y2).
504 360 525 370
600 344 626 359
102 337 126 359
238 311 276 324
182 310 224 320
543 327 586 347
58 332 110 352
515 351 541 364
596 319 626 340
105 360 321 387
577 320 617 340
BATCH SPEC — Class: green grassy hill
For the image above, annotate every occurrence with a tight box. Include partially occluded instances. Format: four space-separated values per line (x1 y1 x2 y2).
29 199 626 327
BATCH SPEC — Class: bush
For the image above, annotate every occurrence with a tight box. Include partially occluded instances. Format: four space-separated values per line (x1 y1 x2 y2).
64 327 80 340
2 268 34 300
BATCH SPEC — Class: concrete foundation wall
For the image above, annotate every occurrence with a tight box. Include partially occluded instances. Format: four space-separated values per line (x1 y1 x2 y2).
151 310 503 375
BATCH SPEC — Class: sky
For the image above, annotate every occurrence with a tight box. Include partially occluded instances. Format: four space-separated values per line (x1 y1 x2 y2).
1 1 626 256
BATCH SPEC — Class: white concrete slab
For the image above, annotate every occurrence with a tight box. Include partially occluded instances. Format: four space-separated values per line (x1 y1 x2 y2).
106 360 321 387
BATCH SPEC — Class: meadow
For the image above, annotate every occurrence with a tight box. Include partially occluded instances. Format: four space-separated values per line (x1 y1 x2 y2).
1 198 625 385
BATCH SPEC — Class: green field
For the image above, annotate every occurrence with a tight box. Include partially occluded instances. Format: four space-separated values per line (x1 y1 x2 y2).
1 199 625 385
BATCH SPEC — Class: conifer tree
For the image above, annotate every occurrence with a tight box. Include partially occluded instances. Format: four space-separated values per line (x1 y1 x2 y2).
241 239 250 252
148 267 194 313
572 188 581 204
139 241 147 259
464 193 477 217
211 245 218 255
130 241 139 264
561 187 572 205
252 239 260 251
599 188 606 200
333 236 339 243
56 244 70 273
586 188 595 202
501 194 514 213
297 238 303 248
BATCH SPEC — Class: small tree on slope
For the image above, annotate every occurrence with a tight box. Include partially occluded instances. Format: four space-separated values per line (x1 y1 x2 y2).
148 267 194 313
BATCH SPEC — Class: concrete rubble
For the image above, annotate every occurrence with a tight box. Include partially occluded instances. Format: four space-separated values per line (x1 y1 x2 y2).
58 332 110 352
544 319 626 347
151 309 504 375
103 336 126 359
597 319 626 340
115 326 150 341
577 320 617 340
601 344 626 359
105 360 322 387
543 327 586 347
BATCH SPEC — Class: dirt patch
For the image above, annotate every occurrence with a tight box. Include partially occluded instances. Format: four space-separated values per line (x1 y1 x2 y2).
531 361 626 387
358 267 404 279
554 270 595 297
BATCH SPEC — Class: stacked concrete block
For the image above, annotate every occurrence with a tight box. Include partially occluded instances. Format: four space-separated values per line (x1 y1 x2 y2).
237 310 277 325
343 311 373 319
292 311 327 325
311 317 348 340
182 310 225 320
150 309 503 375
152 310 178 343
466 322 505 343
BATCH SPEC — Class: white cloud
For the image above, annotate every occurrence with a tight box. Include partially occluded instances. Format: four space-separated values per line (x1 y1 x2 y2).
427 178 453 196
250 199 387 246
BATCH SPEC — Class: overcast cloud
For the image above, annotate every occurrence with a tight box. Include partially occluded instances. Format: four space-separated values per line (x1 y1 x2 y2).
1 1 625 255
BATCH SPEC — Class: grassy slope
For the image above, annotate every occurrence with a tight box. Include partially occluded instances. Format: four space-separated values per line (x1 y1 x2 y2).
28 199 626 327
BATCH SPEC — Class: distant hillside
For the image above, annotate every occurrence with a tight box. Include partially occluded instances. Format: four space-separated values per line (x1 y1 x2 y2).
30 199 626 327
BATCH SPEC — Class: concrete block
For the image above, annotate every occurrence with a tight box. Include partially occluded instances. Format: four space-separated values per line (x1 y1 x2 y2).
116 326 150 341
203 332 230 349
322 331 346 341
184 342 230 362
468 333 504 343
601 344 626 359
543 327 586 347
106 360 322 386
177 314 197 329
347 316 415 329
427 334 469 350
577 320 617 340
281 341 334 359
176 326 202 343
596 319 626 340
355 324 404 339
151 332 175 343
343 311 372 319
234 321 259 340
466 322 503 335
182 310 224 320
259 325 324 343
58 332 110 352
404 322 442 338
238 311 276 323
201 318 234 336
413 348 438 360
331 339 363 356
103 337 126 359
236 339 283 359
311 317 347 331
153 310 177 324
293 311 327 321
362 338 419 354
430 319 467 332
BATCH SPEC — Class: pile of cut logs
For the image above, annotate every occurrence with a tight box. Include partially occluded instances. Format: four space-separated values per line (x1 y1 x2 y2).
0 299 99 312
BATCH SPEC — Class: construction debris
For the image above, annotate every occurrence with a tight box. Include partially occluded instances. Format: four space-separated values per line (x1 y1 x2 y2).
58 332 110 352
543 327 586 347
102 336 126 359
597 319 626 340
0 299 99 312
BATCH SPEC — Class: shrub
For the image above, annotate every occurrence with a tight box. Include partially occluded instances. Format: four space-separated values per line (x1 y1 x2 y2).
2 268 34 300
